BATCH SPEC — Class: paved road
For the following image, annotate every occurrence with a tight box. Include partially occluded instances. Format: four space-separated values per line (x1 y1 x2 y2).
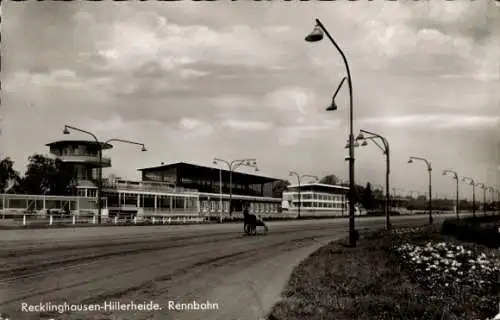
0 214 461 320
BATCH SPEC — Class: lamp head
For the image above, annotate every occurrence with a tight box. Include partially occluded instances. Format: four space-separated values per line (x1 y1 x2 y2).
355 133 364 141
326 99 338 112
407 158 413 164
63 127 70 135
305 25 323 42
361 140 368 147
141 146 147 152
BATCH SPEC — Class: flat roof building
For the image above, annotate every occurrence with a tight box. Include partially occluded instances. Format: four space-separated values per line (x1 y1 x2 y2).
137 162 285 216
282 182 354 217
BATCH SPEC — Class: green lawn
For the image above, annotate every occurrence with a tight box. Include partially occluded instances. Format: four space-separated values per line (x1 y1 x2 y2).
268 226 499 320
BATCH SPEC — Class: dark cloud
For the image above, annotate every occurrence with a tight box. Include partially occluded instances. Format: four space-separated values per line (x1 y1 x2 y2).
406 1 499 44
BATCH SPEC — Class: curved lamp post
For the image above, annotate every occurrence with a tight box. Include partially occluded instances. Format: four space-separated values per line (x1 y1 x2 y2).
392 187 405 213
63 125 147 224
355 129 391 230
494 186 500 215
408 190 420 198
306 19 357 247
495 187 500 215
392 187 404 197
213 158 259 219
475 182 488 215
288 172 319 219
442 169 460 219
408 156 433 224
461 177 476 217
487 186 495 215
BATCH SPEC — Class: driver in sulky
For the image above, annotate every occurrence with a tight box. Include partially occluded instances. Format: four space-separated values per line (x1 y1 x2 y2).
243 203 268 232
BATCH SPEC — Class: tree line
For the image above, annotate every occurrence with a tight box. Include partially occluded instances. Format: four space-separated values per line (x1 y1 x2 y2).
0 155 75 195
4 156 470 211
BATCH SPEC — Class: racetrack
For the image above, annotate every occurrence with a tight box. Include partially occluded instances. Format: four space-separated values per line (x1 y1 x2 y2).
0 214 462 320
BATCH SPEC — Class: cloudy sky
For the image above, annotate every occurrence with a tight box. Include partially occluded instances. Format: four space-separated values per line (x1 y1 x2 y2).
1 0 499 199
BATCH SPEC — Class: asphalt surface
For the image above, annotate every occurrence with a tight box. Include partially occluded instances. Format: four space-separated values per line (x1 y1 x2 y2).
0 214 462 320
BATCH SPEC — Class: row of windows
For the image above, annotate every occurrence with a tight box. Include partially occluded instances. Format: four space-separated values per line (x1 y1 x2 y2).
200 201 279 213
77 188 97 198
101 192 198 209
51 145 99 157
143 172 177 184
290 194 344 201
300 202 346 208
180 177 264 193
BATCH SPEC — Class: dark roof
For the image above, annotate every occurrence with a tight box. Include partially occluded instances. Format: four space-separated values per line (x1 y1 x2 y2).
138 161 282 184
45 140 113 150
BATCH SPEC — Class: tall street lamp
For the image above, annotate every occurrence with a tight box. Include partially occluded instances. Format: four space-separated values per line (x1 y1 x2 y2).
392 187 404 213
288 171 319 219
213 158 258 219
493 186 500 215
461 177 476 217
442 169 460 220
355 129 390 230
392 188 404 197
408 190 420 198
306 19 358 247
63 125 147 224
408 156 433 224
487 186 495 214
476 182 488 215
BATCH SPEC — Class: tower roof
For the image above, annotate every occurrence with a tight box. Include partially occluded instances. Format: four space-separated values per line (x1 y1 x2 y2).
45 140 113 150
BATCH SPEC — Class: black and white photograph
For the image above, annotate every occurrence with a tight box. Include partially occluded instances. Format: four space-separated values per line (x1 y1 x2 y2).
0 0 499 319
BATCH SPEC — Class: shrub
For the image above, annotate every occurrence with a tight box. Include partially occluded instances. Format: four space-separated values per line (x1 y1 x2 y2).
441 218 500 249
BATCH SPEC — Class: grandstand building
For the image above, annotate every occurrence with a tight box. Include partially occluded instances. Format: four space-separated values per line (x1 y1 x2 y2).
1 140 285 221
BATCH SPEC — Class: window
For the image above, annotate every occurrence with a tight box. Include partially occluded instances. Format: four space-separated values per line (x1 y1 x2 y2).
186 198 197 210
174 197 184 210
122 193 137 206
181 177 193 184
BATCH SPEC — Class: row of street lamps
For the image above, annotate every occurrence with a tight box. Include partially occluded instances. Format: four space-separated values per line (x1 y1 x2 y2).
304 19 499 247
212 158 259 217
210 159 321 221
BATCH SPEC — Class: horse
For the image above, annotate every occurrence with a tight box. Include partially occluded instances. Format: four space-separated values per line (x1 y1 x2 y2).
243 208 268 235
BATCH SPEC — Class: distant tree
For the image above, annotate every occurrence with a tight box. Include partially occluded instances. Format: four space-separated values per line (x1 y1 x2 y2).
273 180 290 198
0 157 22 192
49 159 75 195
319 174 339 185
21 154 74 195
362 182 376 210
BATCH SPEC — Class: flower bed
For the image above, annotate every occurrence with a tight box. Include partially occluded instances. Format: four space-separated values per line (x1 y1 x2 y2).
268 226 500 320
392 227 500 319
